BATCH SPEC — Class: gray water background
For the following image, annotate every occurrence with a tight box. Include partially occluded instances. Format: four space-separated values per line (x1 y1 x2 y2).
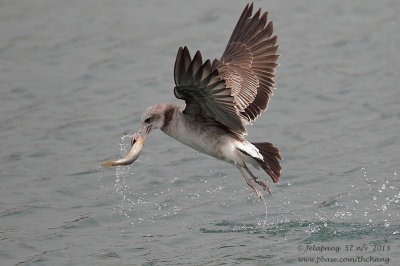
1 0 399 265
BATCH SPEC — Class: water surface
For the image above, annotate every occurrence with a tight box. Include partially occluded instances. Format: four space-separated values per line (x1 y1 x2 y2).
1 0 399 265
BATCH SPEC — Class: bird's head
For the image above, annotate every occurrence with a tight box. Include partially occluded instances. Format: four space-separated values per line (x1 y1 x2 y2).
131 103 174 144
136 104 166 138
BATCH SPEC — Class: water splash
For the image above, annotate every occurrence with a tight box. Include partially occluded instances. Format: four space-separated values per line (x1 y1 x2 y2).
97 165 105 191
261 197 268 228
112 135 138 230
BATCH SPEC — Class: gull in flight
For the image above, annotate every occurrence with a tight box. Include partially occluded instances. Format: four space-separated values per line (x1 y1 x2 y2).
104 3 282 199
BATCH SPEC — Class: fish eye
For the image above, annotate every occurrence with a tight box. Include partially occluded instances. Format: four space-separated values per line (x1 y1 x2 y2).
144 117 153 124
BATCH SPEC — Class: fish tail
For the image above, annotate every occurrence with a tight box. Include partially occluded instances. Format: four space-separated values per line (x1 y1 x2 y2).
101 160 115 168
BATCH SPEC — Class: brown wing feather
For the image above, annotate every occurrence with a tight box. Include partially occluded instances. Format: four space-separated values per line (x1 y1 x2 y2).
173 4 279 134
213 3 279 124
174 47 246 134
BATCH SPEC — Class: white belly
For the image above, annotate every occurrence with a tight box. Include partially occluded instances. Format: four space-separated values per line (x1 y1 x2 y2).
167 125 234 161
162 115 262 167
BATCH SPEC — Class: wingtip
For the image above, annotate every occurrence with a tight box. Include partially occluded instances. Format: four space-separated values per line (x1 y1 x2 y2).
254 8 261 19
178 46 190 56
181 46 190 57
248 2 254 11
193 50 202 61
177 46 185 54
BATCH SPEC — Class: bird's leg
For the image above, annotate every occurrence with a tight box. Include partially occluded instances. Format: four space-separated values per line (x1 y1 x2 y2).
237 166 263 199
244 165 272 195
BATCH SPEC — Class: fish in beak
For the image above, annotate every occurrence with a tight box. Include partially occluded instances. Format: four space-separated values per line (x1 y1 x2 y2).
101 131 146 167
102 104 167 167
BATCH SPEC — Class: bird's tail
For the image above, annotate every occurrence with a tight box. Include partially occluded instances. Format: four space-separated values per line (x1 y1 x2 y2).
252 142 282 184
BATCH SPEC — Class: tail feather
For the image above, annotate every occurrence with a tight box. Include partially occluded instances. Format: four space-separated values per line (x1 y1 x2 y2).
252 142 282 183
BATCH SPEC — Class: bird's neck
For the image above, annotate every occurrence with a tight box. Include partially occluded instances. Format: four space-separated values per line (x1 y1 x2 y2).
161 104 184 133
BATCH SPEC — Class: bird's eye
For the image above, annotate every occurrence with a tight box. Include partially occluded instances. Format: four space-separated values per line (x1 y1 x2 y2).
144 117 152 124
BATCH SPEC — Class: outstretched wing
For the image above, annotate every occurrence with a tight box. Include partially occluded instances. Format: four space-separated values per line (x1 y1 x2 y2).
212 3 279 124
173 4 279 134
174 46 246 134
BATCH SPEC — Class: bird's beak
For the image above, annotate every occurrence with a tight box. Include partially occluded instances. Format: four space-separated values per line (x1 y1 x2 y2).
131 124 151 145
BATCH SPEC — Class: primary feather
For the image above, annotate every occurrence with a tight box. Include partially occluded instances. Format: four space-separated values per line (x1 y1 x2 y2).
173 3 279 136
